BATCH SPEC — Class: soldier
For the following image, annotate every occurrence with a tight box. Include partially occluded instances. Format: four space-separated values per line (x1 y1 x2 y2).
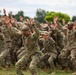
58 22 75 72
41 31 57 74
3 11 23 65
0 24 6 68
69 22 76 75
0 15 11 68
6 18 41 75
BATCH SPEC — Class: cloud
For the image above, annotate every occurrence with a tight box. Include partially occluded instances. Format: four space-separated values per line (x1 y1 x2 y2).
0 0 76 18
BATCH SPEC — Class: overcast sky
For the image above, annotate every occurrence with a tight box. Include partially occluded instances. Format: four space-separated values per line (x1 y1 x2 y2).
0 0 76 18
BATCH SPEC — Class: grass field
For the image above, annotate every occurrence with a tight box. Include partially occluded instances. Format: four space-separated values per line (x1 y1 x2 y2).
0 67 73 75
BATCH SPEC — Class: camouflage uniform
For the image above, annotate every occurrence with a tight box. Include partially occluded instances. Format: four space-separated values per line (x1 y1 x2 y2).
50 27 64 53
38 36 44 51
17 49 26 59
10 25 41 75
9 29 22 64
0 25 11 67
58 28 74 70
50 24 64 69
58 28 68 69
41 32 57 72
4 23 23 65
0 30 6 66
69 30 76 70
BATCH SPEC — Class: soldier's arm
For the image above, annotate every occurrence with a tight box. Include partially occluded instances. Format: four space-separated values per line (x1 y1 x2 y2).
9 26 22 35
57 21 63 30
3 15 22 36
3 9 7 16
7 23 22 35
49 37 55 46
28 18 40 39
32 25 40 40
57 31 64 49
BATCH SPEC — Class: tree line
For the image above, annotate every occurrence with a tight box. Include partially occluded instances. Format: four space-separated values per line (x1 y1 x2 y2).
0 9 76 24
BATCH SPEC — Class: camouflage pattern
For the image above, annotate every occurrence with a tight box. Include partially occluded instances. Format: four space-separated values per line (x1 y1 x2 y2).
58 48 70 69
7 25 22 64
69 30 76 69
16 47 25 58
17 49 26 59
58 28 70 69
50 27 64 54
0 31 6 66
58 28 76 70
1 25 12 56
42 36 57 71
14 25 41 75
0 13 76 74
0 25 11 67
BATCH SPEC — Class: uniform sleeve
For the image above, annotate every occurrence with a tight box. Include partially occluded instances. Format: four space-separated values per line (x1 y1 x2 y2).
32 25 40 40
57 31 64 49
57 22 63 30
8 26 22 35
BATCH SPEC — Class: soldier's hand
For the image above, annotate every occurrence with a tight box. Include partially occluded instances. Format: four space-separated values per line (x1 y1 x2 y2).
46 20 49 25
25 19 30 25
8 11 12 19
30 18 35 26
54 16 58 24
3 9 6 16
19 16 23 21
4 16 10 24
9 11 12 16
62 19 65 25
10 17 15 24
7 23 12 28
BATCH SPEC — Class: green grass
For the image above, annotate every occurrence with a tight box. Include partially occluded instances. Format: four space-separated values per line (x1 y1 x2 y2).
0 67 73 75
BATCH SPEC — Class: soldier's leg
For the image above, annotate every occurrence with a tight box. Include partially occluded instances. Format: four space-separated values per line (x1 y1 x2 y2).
0 56 5 68
0 49 9 67
17 50 26 59
39 53 49 71
29 54 40 75
16 47 24 56
70 49 76 75
15 55 29 75
58 49 69 71
5 54 11 67
70 49 76 64
48 53 57 73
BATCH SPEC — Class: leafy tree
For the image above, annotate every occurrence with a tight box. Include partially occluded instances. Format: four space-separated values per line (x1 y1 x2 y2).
45 11 70 24
13 10 24 21
24 16 29 20
34 9 47 23
72 16 76 22
13 10 29 21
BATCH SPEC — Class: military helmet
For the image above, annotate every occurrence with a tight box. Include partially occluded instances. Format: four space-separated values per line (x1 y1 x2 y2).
21 25 29 32
68 21 74 25
40 31 49 35
42 24 49 31
67 22 74 30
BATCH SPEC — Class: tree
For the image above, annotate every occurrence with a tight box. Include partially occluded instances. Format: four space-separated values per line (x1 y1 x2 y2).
13 10 24 21
13 10 30 21
24 16 29 20
34 9 47 23
72 16 76 22
44 11 70 24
